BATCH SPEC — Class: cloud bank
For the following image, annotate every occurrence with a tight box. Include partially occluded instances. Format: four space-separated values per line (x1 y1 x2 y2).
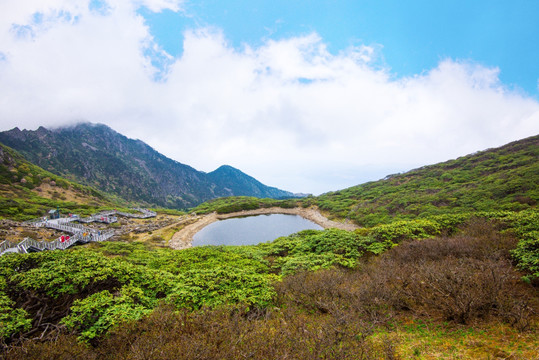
1 0 538 194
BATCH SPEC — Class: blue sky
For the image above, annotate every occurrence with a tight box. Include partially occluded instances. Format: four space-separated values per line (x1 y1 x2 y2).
141 0 539 96
0 0 538 194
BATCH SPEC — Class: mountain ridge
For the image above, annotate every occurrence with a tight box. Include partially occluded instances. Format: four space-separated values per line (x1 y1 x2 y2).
0 123 294 208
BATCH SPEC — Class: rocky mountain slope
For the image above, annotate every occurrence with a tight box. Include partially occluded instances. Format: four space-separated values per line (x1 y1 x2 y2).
207 165 292 200
0 123 293 208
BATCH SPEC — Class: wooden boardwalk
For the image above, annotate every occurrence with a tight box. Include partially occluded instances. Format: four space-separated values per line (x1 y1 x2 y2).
0 208 156 256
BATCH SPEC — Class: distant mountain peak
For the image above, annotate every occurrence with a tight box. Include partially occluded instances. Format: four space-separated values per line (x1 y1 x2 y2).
208 164 293 200
214 164 235 171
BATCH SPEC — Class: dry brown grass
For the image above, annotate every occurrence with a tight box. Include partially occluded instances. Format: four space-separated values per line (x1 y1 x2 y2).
32 182 99 204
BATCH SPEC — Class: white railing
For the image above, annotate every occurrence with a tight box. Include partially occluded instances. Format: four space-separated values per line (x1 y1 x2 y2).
1 207 155 256
0 240 18 255
132 208 157 218
77 208 155 223
2 211 121 256
78 214 117 224
115 208 156 219
22 218 46 226
1 228 116 256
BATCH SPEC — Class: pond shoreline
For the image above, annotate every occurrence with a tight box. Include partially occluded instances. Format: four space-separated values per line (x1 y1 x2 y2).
168 207 358 250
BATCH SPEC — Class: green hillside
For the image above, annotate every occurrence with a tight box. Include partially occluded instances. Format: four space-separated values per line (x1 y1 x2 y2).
316 135 538 227
0 143 122 220
1 135 538 358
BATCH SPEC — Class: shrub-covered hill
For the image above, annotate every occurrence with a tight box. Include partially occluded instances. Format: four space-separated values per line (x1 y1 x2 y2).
0 143 122 220
1 211 537 359
316 134 539 227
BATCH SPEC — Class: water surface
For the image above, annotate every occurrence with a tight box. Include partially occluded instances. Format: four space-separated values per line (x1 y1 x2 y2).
192 213 323 246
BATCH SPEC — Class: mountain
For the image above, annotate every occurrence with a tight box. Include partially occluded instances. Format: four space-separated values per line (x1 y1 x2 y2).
0 123 293 208
207 165 292 199
315 134 539 226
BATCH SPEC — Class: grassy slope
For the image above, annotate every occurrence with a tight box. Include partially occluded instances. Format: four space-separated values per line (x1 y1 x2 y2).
191 135 538 227
316 134 538 226
0 143 125 220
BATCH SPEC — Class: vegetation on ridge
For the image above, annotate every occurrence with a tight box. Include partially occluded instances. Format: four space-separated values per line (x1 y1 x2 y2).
315 134 539 226
191 196 301 214
190 135 538 230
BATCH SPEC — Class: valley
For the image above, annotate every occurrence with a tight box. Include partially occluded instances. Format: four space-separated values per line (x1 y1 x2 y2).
0 131 537 359
2 2 537 357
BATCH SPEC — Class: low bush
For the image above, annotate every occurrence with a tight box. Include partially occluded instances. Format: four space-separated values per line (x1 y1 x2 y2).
1 217 537 358
4 304 399 360
362 221 534 325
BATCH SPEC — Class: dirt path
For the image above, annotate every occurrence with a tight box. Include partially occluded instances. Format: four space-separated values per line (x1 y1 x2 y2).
168 207 358 250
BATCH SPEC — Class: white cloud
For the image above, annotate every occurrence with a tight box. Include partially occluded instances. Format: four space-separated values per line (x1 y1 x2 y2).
0 1 538 195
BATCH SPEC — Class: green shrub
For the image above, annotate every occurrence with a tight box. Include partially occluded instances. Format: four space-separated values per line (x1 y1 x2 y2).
62 285 152 342
0 293 32 341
